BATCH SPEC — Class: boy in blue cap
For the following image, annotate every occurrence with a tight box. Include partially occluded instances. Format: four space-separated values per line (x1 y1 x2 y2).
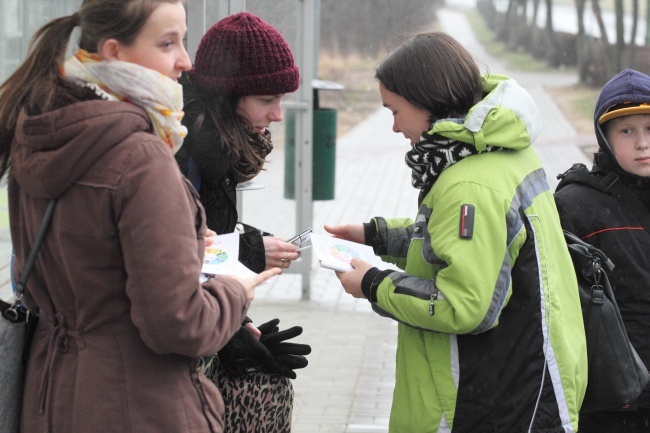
555 69 650 432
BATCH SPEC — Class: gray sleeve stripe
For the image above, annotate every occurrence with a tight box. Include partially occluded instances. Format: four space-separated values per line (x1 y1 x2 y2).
474 168 549 333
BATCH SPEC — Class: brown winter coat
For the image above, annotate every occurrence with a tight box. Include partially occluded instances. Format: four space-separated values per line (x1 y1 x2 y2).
8 99 249 432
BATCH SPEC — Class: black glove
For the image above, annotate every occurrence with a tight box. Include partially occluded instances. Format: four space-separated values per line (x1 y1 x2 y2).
258 318 311 379
217 326 273 377
217 320 311 379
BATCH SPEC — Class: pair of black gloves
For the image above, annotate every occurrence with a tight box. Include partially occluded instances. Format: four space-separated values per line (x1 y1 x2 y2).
217 318 311 380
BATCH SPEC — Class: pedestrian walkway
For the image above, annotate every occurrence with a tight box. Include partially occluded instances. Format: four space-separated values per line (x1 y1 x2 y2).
0 7 596 433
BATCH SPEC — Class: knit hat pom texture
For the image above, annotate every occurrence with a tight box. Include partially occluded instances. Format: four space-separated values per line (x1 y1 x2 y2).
191 12 300 96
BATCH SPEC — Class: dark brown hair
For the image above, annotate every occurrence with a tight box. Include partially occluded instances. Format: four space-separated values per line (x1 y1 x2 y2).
375 32 484 123
182 76 268 176
0 0 183 179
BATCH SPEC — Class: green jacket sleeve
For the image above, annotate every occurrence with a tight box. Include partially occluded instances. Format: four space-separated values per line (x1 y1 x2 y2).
369 216 414 270
369 181 520 335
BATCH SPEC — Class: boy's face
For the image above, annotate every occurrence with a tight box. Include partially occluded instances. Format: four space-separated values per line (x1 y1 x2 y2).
605 114 650 177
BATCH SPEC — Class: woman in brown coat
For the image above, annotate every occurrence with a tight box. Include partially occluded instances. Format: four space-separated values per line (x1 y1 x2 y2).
0 1 280 432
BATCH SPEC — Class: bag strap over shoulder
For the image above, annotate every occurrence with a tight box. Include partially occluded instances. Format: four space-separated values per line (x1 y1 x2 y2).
14 199 57 300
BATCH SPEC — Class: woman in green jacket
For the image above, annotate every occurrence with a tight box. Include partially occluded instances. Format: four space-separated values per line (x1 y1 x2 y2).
326 32 587 433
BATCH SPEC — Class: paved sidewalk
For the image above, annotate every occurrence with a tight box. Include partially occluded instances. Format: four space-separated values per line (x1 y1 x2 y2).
0 7 596 433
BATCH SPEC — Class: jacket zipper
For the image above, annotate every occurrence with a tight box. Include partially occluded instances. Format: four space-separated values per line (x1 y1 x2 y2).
429 291 438 315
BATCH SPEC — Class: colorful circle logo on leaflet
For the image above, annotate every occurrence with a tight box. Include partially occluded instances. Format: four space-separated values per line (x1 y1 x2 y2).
330 244 359 264
204 248 229 265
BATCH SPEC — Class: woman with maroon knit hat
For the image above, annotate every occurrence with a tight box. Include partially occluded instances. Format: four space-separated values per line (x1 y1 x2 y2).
177 11 301 273
175 12 310 432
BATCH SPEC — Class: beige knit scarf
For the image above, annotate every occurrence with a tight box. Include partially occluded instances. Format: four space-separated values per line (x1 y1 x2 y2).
63 49 187 154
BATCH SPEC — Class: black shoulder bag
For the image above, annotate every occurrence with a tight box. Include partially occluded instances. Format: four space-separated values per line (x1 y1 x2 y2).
0 199 56 432
564 230 650 414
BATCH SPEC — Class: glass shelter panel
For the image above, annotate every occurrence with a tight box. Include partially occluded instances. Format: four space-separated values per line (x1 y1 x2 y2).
1 0 81 81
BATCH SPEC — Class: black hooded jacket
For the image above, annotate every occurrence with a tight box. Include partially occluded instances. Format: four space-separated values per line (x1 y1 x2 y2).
555 69 650 407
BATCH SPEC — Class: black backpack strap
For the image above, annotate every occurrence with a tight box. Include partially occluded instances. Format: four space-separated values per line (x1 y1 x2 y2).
599 172 650 234
14 199 57 299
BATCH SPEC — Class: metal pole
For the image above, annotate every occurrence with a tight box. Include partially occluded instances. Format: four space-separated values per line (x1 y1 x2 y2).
295 0 315 300
313 0 321 77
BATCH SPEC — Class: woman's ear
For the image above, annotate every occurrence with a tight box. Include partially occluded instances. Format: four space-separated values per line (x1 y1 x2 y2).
99 38 121 61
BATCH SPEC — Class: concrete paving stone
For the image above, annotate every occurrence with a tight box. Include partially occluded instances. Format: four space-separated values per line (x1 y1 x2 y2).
359 383 393 391
293 414 340 421
345 422 390 433
350 405 392 414
351 401 388 410
322 407 354 418
294 406 333 416
359 381 395 390
311 424 348 433
320 400 359 409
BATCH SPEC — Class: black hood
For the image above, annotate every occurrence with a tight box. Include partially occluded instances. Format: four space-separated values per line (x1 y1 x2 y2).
593 69 650 181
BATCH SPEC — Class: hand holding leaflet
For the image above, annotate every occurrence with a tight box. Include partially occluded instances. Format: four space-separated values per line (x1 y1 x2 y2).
201 232 257 279
310 232 388 272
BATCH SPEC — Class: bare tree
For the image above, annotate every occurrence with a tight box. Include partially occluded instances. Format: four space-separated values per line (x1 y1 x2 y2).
522 0 529 24
531 0 542 53
544 0 557 65
628 0 639 68
504 0 518 47
591 0 609 45
615 0 625 71
532 0 541 29
575 0 588 81
319 0 440 57
590 0 612 77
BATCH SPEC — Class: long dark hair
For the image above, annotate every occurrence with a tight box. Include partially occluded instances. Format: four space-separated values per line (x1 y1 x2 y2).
0 0 183 179
375 32 484 123
182 75 266 171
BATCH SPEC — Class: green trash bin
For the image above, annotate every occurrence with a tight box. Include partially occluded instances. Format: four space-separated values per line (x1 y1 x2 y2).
284 107 337 200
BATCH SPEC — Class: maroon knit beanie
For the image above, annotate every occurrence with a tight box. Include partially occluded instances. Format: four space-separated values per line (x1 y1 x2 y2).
190 12 300 96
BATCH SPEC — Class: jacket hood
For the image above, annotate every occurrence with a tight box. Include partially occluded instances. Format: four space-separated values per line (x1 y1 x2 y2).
12 100 152 199
594 69 650 177
427 74 542 151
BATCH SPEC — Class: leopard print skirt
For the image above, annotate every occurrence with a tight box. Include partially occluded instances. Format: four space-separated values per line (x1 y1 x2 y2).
208 358 294 433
